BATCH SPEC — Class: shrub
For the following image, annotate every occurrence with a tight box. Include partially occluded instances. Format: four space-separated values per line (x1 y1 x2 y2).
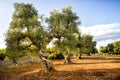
48 53 64 60
48 53 56 60
0 48 6 60
56 53 64 59
0 53 6 60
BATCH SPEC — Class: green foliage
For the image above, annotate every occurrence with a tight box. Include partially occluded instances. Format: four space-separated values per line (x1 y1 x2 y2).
5 3 98 63
0 48 6 53
48 53 64 60
55 34 78 53
99 46 108 54
75 33 97 58
91 41 98 54
47 48 64 60
82 34 93 54
5 3 48 62
77 34 96 55
107 43 114 54
99 40 120 54
0 48 6 60
0 53 6 60
47 7 80 57
46 7 80 39
48 53 56 60
47 48 58 54
113 40 120 54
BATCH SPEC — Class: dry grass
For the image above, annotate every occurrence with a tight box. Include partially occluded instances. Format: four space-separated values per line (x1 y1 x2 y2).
0 55 120 80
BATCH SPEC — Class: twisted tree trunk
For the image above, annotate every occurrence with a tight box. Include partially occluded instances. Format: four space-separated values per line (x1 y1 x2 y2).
40 59 55 72
38 49 55 72
63 54 72 64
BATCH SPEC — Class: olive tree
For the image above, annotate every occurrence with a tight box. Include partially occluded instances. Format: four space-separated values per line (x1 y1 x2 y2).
113 40 120 55
77 34 96 58
6 3 54 72
47 7 80 64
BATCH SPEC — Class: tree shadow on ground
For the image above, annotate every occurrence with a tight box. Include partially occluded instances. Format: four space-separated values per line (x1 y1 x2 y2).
1 58 120 80
16 68 120 80
81 56 120 60
1 68 120 80
55 59 120 66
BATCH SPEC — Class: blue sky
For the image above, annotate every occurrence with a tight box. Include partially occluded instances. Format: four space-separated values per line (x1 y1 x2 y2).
0 0 120 48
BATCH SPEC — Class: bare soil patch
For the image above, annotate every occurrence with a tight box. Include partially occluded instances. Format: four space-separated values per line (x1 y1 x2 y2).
0 58 120 80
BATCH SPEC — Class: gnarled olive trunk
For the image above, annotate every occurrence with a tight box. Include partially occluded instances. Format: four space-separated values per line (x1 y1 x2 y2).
38 49 55 72
63 54 72 64
40 59 55 72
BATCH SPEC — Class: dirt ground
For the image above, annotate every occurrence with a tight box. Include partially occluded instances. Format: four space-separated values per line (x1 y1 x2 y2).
0 58 120 80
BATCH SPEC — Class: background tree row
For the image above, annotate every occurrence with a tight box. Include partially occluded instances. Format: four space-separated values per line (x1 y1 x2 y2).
99 40 120 55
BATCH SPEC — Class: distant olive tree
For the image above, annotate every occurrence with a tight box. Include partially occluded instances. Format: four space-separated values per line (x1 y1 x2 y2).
99 46 108 54
106 43 114 54
113 40 120 55
81 34 94 55
76 34 97 58
99 40 120 55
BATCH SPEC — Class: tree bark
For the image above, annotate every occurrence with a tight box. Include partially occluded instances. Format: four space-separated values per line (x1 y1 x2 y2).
38 49 55 73
40 59 55 72
63 54 72 64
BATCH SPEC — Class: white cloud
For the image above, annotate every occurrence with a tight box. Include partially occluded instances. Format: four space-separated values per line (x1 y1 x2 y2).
80 23 120 48
81 23 120 37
